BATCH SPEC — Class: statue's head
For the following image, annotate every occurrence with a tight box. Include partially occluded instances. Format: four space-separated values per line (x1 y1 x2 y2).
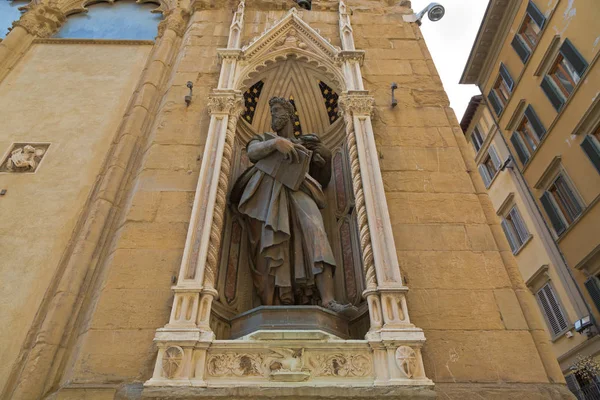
269 97 295 133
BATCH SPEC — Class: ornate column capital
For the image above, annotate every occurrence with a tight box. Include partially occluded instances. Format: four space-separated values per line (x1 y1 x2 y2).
12 4 66 38
339 92 375 117
207 91 244 116
336 50 365 65
157 9 189 38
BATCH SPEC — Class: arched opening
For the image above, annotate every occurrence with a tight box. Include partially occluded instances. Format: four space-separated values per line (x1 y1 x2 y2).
211 57 369 340
54 0 162 40
0 1 27 39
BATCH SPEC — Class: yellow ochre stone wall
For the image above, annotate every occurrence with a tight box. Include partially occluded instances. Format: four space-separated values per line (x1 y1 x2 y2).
0 1 575 399
0 43 151 394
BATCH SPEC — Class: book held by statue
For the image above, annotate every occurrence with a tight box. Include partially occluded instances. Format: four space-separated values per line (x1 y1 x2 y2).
255 133 312 191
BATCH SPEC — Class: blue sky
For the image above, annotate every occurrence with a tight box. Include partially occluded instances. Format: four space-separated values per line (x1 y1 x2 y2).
411 0 488 118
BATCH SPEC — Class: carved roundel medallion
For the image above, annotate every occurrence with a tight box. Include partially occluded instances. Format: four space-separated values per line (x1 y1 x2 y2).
395 346 417 379
162 346 184 379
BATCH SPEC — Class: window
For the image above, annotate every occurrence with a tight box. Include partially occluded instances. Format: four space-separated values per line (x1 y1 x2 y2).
581 126 600 174
0 1 27 39
488 63 514 116
501 206 531 253
510 105 546 164
478 146 502 187
54 1 162 40
584 276 600 314
511 1 546 63
541 39 588 111
536 282 569 336
540 174 583 235
470 126 485 152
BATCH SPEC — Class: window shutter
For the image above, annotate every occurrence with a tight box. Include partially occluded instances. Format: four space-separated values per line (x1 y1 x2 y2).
511 35 531 63
489 146 502 170
540 192 566 235
584 276 600 313
511 132 530 164
471 133 481 152
541 76 564 111
555 176 583 218
499 63 514 91
538 283 568 335
501 220 518 252
560 39 588 78
527 0 546 28
524 105 546 140
487 91 503 116
510 208 530 243
581 135 600 174
564 374 582 400
478 164 491 187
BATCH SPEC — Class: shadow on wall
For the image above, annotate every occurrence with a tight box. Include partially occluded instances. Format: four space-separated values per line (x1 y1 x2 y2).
54 1 162 40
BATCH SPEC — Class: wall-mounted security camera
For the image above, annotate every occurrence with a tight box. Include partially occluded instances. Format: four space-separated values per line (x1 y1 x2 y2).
403 2 445 25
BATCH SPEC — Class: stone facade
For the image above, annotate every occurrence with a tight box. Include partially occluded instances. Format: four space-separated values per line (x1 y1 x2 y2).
0 0 573 399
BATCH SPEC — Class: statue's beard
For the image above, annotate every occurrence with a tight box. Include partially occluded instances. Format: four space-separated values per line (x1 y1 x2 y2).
271 115 289 132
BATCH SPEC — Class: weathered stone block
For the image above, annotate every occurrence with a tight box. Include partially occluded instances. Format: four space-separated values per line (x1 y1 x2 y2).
392 224 469 251
126 191 161 222
137 169 200 192
387 193 486 224
398 250 512 290
465 224 498 251
103 248 181 290
117 221 188 249
494 289 529 330
422 331 548 383
155 191 194 222
407 289 504 330
143 144 203 171
376 106 450 127
383 171 474 193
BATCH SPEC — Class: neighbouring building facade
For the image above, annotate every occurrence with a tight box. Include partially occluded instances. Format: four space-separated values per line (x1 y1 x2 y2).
0 0 576 399
461 0 600 397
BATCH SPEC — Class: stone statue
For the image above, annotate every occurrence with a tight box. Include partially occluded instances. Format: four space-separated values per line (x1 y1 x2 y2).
230 97 353 314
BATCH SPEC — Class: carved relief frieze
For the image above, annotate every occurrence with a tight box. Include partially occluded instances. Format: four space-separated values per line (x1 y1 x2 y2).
12 4 66 38
205 348 373 381
0 143 50 173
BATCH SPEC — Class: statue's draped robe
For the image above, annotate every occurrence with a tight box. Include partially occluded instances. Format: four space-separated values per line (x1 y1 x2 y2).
230 134 336 304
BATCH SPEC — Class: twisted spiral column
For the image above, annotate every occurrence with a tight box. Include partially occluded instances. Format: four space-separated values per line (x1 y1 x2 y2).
343 112 377 290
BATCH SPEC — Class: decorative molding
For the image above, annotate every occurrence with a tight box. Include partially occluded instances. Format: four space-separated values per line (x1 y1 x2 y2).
572 94 600 136
337 50 364 65
308 353 372 377
157 9 189 38
395 346 418 379
207 93 245 116
525 264 550 292
0 143 50 173
496 192 515 216
534 35 561 77
533 156 562 189
505 99 526 132
12 4 66 38
162 346 184 379
33 38 155 45
338 93 374 117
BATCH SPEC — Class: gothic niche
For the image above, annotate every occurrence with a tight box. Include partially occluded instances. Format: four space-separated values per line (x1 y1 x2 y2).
212 59 368 340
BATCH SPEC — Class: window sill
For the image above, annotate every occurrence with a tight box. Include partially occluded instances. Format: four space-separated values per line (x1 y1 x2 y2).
485 170 502 189
550 326 574 343
513 234 533 256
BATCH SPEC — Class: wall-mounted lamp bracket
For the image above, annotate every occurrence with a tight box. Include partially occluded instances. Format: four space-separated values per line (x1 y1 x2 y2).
185 81 193 107
391 82 398 108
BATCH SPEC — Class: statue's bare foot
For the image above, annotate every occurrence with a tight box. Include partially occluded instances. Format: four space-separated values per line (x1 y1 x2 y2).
324 300 358 318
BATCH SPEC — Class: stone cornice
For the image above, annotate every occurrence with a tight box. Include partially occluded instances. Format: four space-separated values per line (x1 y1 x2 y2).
217 48 243 61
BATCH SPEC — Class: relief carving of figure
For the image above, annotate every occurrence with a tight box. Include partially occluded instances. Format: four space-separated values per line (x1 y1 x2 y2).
2 144 46 172
230 97 354 314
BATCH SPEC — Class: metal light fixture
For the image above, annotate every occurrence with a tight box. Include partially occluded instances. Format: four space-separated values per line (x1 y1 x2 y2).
185 81 193 106
391 82 398 108
403 2 446 25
